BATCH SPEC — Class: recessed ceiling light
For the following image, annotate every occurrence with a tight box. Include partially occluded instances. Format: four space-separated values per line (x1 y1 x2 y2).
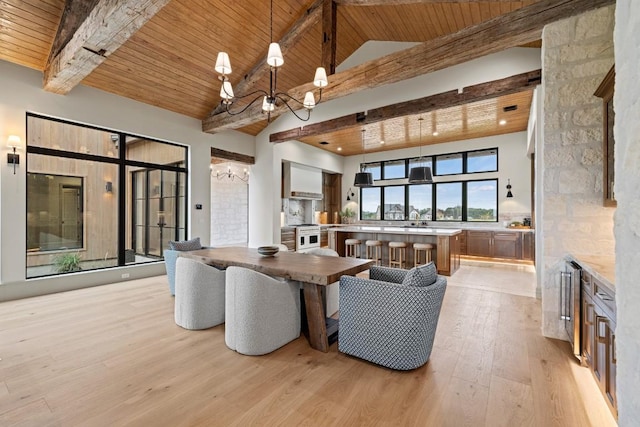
499 119 507 126
337 147 342 151
432 131 439 136
380 140 385 145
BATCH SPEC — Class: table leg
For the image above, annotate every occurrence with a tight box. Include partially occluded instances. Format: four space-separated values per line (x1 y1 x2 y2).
302 282 329 352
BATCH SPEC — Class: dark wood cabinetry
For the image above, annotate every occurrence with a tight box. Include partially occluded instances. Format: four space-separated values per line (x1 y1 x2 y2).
465 230 532 261
320 227 328 247
466 231 492 257
594 65 616 207
492 232 519 258
322 172 342 222
581 270 617 418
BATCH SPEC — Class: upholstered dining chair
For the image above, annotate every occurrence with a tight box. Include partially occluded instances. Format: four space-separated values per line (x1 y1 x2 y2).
338 262 447 370
174 257 226 330
225 266 301 355
304 248 340 317
164 237 206 295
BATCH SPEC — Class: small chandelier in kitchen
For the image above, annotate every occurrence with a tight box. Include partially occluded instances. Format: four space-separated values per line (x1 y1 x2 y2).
214 0 328 122
354 129 373 187
408 117 433 184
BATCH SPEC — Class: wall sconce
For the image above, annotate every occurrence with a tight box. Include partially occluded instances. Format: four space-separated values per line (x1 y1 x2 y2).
346 187 356 201
7 135 21 175
105 181 113 193
506 179 513 198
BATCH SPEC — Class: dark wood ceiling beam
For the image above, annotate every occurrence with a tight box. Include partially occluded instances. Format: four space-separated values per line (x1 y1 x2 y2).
202 0 613 134
269 69 541 143
322 0 337 74
211 147 255 165
207 0 324 116
44 0 170 94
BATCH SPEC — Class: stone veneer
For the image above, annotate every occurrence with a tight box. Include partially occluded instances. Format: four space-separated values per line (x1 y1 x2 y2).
210 173 248 246
613 1 640 424
540 6 616 339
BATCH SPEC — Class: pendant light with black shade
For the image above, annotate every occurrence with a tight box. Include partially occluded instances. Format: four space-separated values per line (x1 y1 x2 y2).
408 117 433 184
506 179 513 198
354 129 373 187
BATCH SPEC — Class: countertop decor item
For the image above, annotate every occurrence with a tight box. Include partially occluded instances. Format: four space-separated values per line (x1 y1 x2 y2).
257 245 280 256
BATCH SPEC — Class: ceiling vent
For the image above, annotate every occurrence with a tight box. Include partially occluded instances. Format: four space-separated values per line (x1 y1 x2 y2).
319 141 329 145
503 105 518 112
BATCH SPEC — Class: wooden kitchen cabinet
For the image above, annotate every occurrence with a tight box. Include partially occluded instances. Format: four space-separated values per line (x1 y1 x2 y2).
466 230 526 261
280 227 296 251
458 230 467 255
522 232 535 261
581 272 617 418
492 232 519 259
320 227 328 247
466 231 492 257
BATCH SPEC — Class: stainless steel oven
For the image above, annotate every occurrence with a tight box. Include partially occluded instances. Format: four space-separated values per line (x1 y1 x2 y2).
561 261 582 359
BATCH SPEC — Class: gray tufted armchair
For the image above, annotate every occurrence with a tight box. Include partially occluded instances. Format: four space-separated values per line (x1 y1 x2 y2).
338 264 447 370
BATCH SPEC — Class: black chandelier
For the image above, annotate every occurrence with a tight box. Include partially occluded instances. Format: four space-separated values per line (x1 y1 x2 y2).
354 129 373 187
408 117 433 184
214 0 328 122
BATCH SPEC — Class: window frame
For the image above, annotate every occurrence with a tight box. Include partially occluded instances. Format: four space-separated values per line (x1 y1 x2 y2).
25 113 189 278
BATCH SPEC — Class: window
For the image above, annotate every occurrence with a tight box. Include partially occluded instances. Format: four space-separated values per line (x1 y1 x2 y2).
408 184 432 220
466 180 498 221
26 114 188 278
366 162 381 180
435 153 463 175
27 173 84 252
467 149 498 173
382 159 406 180
436 182 462 221
383 186 405 220
361 187 381 220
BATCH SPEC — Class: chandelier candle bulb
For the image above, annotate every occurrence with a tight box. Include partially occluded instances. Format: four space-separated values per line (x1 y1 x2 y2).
303 92 316 109
214 52 232 75
267 43 284 67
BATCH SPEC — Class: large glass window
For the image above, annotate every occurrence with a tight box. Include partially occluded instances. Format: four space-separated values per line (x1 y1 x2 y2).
467 149 498 173
435 153 463 175
383 186 405 220
361 187 381 220
27 173 84 252
408 184 432 220
382 159 406 180
26 114 188 278
436 182 463 221
365 162 381 180
467 180 498 221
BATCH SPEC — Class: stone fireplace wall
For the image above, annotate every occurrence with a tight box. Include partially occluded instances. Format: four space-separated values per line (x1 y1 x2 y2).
540 5 616 339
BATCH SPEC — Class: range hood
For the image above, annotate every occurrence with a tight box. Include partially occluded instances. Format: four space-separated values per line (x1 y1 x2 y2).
283 162 323 200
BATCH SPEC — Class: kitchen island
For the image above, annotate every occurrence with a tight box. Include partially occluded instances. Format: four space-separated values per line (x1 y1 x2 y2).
328 226 462 276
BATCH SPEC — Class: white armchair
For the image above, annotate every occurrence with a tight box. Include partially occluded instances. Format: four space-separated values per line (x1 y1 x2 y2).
174 257 225 330
225 266 301 355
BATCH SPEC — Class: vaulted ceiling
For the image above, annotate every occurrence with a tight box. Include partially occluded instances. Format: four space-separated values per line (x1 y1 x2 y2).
0 0 613 155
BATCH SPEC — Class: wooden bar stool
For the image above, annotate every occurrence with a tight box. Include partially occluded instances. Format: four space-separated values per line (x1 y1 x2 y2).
414 243 435 267
365 240 383 266
345 239 361 258
388 241 408 269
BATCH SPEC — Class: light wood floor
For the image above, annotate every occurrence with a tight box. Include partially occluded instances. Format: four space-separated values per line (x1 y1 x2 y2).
0 265 616 426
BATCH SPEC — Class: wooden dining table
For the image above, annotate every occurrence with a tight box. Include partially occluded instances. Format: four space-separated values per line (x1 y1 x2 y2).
180 247 374 352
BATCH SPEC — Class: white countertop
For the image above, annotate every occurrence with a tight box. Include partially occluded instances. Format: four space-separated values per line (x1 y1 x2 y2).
328 225 462 236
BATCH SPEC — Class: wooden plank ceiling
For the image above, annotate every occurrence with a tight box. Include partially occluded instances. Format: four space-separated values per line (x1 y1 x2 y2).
1 0 547 155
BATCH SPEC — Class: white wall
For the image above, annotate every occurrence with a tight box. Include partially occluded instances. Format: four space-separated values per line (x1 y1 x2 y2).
0 60 254 300
613 1 640 423
342 132 532 222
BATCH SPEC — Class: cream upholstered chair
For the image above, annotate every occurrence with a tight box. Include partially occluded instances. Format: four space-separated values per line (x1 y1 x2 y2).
304 248 340 317
225 266 301 355
164 237 207 295
174 257 225 330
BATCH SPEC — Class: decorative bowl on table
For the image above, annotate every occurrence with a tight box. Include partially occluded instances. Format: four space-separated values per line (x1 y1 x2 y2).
257 246 280 257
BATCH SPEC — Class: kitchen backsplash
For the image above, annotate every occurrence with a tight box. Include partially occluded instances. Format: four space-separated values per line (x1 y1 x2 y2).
282 198 319 225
